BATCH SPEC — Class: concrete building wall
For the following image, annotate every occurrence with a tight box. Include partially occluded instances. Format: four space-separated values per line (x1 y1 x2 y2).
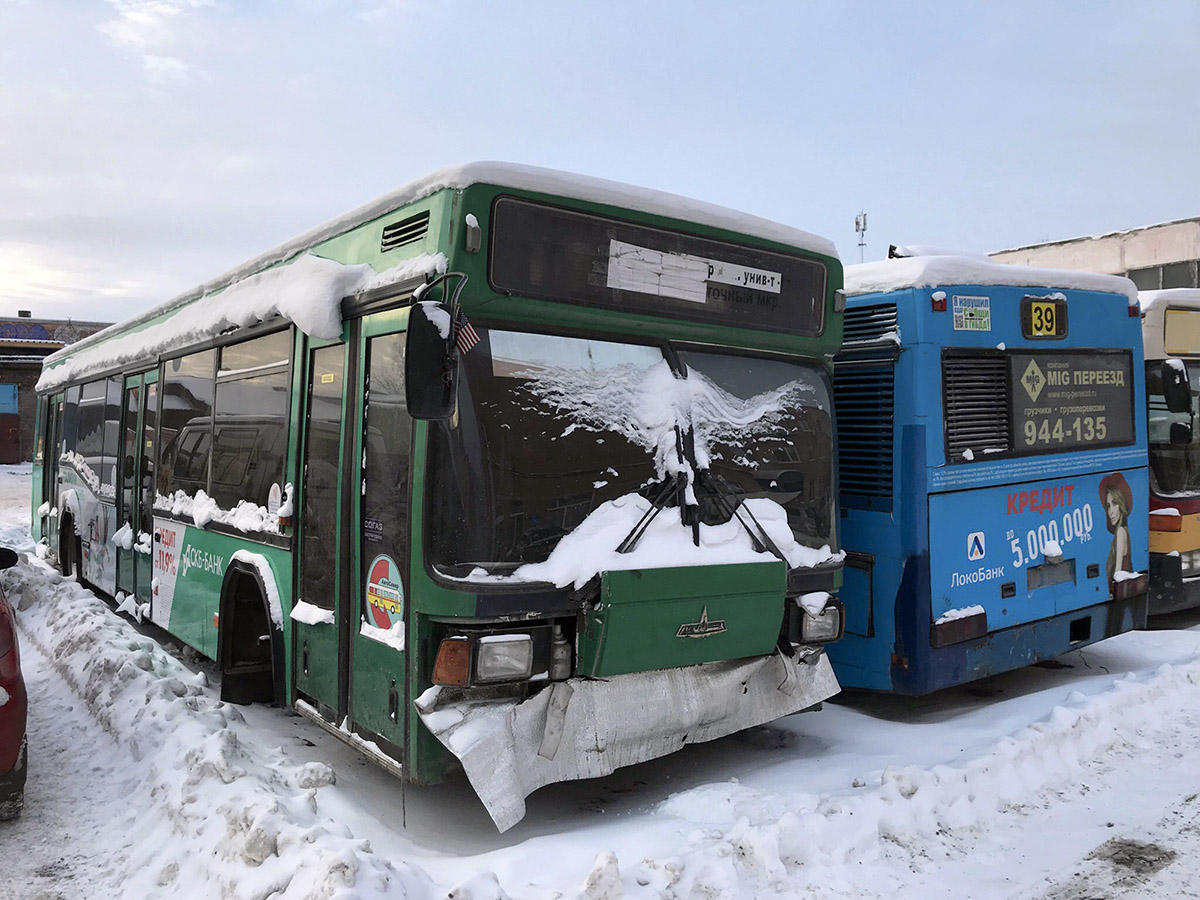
990 218 1200 291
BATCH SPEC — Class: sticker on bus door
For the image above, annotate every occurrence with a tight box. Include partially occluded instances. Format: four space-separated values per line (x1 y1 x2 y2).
365 554 403 629
151 518 185 629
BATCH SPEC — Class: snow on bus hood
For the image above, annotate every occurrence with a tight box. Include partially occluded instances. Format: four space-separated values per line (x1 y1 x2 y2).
470 493 840 591
37 251 447 391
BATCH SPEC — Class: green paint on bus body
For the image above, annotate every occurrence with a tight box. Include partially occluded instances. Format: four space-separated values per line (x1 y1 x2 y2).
579 562 788 677
35 167 845 806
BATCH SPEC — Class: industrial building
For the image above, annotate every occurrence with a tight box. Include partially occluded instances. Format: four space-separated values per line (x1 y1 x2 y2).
990 217 1200 292
0 314 111 463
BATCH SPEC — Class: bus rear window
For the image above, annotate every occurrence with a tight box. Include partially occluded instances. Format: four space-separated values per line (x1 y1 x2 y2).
489 197 827 337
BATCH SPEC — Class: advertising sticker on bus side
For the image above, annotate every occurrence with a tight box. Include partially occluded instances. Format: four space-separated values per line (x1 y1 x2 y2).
1010 351 1134 453
952 295 991 331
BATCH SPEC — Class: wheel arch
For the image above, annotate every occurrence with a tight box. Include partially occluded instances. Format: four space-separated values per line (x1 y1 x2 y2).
217 552 286 706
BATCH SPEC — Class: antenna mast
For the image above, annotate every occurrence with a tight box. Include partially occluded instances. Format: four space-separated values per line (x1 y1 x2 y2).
855 211 868 263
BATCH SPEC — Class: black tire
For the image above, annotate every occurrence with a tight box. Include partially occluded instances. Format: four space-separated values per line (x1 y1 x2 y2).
0 738 26 821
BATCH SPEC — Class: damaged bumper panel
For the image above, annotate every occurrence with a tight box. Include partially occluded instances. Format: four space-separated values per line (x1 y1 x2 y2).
419 650 839 831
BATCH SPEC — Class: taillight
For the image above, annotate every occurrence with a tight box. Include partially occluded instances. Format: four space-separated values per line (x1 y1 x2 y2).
1150 512 1182 532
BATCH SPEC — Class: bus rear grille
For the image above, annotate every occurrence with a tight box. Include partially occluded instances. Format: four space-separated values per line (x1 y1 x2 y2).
381 210 430 252
943 354 1011 459
834 359 895 502
841 303 898 345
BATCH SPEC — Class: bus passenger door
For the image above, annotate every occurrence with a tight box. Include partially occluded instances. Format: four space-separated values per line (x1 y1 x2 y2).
295 342 350 720
117 372 158 605
136 376 158 602
347 312 412 755
42 393 64 553
116 378 142 598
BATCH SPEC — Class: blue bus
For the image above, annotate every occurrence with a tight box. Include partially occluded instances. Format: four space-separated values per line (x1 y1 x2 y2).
829 250 1149 694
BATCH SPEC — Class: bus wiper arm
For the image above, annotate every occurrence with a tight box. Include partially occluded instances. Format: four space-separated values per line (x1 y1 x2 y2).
616 472 688 554
697 469 790 565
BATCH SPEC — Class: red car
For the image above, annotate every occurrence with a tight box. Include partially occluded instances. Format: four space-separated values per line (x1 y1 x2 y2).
0 547 25 820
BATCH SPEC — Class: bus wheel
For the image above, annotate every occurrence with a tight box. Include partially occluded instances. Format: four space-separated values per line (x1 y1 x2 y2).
218 567 279 706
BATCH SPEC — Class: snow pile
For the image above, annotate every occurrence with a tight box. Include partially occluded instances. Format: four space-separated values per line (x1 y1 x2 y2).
4 556 440 900
156 490 283 535
291 599 334 626
38 252 448 392
846 254 1138 302
112 522 135 551
507 493 839 590
934 604 985 625
644 659 1200 899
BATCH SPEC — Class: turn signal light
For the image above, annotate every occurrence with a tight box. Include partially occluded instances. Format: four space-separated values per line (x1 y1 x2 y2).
1150 512 1182 532
432 636 471 686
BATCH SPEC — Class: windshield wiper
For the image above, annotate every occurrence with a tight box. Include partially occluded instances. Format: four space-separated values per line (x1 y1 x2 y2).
616 425 695 554
695 468 790 565
616 471 688 554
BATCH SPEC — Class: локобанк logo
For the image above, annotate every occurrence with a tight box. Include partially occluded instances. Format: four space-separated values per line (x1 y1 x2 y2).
967 531 986 561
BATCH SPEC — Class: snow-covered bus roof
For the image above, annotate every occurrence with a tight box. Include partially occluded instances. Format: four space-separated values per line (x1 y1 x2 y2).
1141 289 1200 361
845 254 1138 303
38 163 837 392
1139 288 1200 316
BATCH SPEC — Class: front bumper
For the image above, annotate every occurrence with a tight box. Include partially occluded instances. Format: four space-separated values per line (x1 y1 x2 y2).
418 650 839 831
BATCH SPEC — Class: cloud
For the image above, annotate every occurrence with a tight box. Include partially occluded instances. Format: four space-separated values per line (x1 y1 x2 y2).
142 54 210 86
99 0 215 83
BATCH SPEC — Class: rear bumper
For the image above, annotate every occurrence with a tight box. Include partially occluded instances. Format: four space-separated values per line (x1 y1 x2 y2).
1148 553 1200 615
899 594 1148 695
418 650 839 831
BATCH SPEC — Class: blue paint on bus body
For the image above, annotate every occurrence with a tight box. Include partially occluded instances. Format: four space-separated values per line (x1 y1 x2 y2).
831 283 1149 694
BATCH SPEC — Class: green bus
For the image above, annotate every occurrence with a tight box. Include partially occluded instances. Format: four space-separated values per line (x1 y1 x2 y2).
31 163 846 830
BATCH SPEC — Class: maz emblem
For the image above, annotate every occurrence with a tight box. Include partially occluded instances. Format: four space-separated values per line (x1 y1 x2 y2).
676 606 727 639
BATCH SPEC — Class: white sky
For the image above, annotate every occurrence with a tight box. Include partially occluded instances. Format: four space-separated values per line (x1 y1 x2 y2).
2 0 1198 323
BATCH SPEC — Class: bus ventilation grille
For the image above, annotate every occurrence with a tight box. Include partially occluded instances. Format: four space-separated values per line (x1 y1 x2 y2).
840 303 898 345
834 304 899 507
380 210 430 252
943 353 1011 460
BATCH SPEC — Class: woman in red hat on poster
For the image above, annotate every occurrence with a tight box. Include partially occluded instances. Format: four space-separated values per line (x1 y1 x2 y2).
1099 472 1133 596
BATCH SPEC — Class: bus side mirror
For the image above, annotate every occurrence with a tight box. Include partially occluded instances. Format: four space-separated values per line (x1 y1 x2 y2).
1162 359 1192 414
1171 422 1194 445
405 301 458 420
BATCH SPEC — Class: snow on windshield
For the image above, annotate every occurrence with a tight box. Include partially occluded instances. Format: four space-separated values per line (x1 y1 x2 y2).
470 356 836 588
518 356 819 482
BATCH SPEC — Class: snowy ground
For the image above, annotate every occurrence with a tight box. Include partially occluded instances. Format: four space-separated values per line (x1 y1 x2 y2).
3 463 1200 899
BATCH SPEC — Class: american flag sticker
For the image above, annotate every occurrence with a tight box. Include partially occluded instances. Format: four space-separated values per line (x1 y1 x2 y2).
455 310 480 355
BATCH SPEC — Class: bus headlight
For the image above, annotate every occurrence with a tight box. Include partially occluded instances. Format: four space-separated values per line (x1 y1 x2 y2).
474 634 534 683
800 602 843 643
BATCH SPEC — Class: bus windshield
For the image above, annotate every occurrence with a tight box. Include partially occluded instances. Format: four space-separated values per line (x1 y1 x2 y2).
1147 360 1200 496
427 327 835 581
